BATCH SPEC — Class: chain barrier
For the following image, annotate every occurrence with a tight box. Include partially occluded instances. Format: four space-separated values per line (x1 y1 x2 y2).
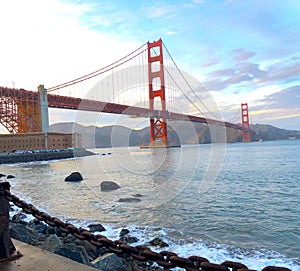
3 187 292 271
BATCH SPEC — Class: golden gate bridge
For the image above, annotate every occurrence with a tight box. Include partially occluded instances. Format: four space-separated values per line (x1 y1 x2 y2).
0 39 251 144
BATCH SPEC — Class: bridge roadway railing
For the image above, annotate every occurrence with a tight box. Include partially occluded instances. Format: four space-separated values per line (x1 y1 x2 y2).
0 182 291 271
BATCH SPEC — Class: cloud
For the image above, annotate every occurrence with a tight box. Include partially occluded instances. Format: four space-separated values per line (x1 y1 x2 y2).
239 86 300 129
260 62 300 84
257 86 300 109
200 58 221 68
0 0 141 90
167 31 177 35
146 5 174 18
202 48 300 93
230 48 256 62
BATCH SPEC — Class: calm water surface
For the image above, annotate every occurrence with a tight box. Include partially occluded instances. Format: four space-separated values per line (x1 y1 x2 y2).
2 140 299 270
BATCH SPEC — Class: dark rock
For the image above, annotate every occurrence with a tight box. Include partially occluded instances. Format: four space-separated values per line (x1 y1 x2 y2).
91 253 125 271
100 181 120 191
9 223 39 245
10 204 15 212
7 175 15 179
40 234 62 252
0 173 6 178
29 218 42 225
55 243 90 265
64 172 83 182
120 228 138 243
88 223 106 233
74 239 105 259
63 234 77 244
11 212 27 224
132 193 143 198
118 197 141 203
122 236 139 244
120 228 130 237
148 237 169 248
45 226 57 235
64 235 106 258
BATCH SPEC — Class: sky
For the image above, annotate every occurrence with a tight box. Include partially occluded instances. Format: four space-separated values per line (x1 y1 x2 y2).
0 0 300 131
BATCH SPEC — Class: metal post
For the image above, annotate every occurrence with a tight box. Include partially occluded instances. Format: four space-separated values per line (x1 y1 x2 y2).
0 182 22 262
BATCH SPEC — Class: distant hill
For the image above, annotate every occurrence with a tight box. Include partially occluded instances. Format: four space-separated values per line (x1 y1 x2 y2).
249 124 300 141
49 122 300 148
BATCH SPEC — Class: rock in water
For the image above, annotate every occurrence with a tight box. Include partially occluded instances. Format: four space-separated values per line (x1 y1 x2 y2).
118 197 141 203
7 175 15 179
88 223 106 233
100 181 120 191
148 237 169 248
119 228 130 237
64 172 83 182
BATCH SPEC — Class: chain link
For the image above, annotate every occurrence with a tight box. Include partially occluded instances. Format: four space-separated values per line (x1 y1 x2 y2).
5 190 292 271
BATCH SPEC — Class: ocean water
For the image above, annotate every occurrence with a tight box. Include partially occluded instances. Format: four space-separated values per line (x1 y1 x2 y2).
2 140 299 270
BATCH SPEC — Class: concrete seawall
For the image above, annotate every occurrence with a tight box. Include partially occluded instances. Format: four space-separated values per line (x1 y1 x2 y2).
0 150 95 164
0 239 100 271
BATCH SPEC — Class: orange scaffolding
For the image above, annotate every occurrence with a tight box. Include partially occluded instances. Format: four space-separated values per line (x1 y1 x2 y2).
0 87 41 133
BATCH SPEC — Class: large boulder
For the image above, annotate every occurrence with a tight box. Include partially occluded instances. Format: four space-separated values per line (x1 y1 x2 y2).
40 234 62 253
9 223 39 245
63 234 106 259
91 253 125 271
55 243 90 265
100 181 120 191
64 172 83 182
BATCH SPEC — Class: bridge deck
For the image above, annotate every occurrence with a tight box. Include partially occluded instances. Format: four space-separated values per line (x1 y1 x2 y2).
0 86 245 131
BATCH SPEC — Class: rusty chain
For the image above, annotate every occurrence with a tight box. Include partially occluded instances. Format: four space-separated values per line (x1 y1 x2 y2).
4 189 292 271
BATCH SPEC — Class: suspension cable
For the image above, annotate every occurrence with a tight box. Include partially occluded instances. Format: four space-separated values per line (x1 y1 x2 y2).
47 43 147 92
228 106 241 123
162 42 222 120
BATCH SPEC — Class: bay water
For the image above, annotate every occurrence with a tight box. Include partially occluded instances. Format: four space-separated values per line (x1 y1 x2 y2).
2 140 299 270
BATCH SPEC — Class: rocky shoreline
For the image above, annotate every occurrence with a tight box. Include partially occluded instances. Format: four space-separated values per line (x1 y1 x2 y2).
9 210 165 271
0 149 95 165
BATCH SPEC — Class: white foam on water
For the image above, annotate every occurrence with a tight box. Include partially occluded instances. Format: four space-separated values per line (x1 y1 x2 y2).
69 220 299 271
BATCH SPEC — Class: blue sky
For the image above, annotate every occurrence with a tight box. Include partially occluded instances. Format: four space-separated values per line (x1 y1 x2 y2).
0 0 300 130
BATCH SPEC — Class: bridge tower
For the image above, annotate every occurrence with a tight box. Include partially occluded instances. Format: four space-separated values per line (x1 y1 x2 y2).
147 39 168 146
241 103 251 142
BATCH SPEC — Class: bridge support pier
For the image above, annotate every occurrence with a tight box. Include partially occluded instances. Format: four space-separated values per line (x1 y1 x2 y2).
38 85 49 133
147 39 168 146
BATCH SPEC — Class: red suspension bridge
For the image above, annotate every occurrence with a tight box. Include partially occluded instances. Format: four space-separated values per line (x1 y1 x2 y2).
0 39 250 144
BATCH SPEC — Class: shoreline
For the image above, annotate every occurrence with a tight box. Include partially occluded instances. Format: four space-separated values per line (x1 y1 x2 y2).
8 211 162 271
0 149 95 165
